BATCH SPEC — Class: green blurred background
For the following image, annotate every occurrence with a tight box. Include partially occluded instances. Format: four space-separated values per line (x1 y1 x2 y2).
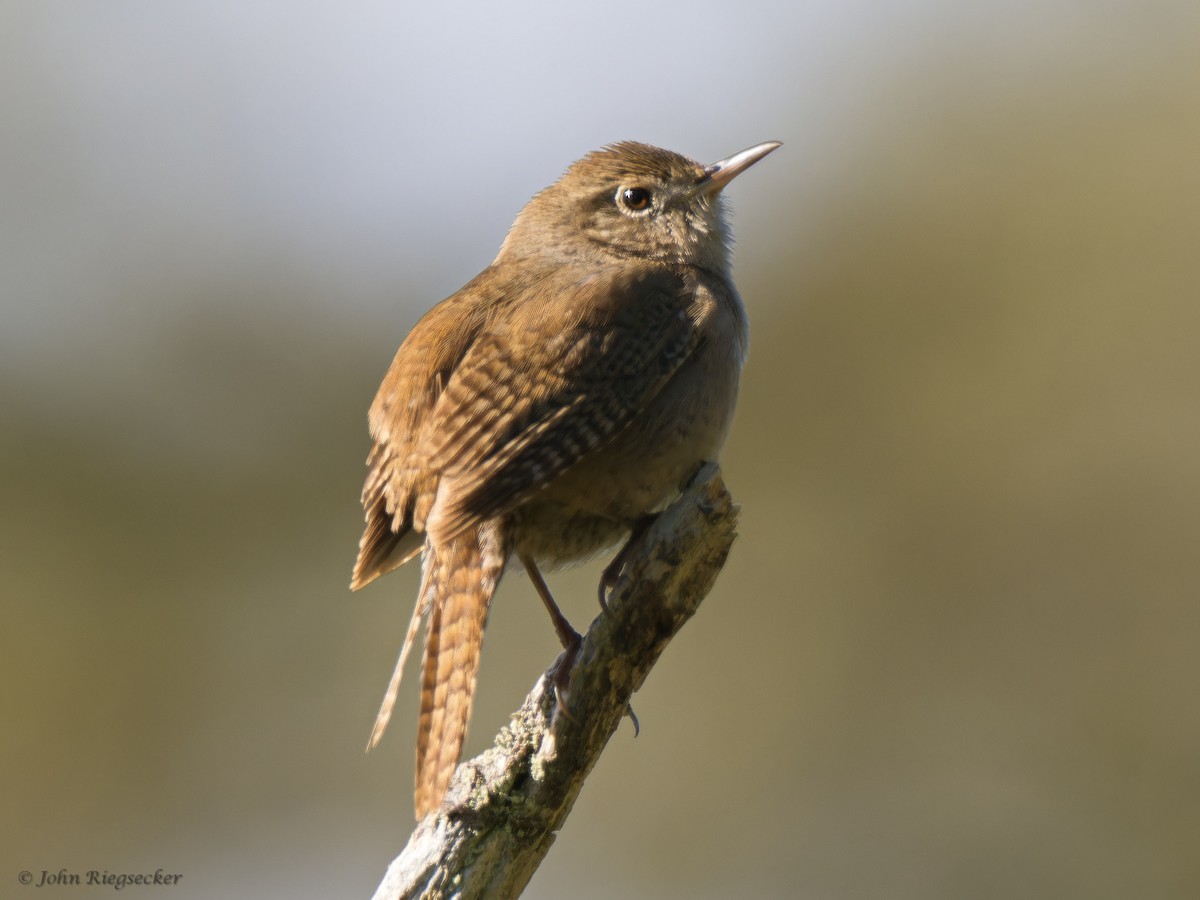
4 2 1199 897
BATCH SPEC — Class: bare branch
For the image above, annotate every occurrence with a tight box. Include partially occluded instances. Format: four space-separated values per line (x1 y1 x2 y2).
371 463 739 900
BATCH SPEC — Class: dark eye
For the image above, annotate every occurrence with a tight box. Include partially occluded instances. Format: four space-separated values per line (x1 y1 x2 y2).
619 187 652 211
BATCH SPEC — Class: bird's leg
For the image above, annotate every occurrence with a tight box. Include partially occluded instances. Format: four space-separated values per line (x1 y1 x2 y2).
519 552 581 717
594 517 658 737
598 514 658 613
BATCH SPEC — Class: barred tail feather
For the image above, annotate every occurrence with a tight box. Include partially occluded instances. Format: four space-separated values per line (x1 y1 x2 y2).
413 522 507 817
365 563 433 752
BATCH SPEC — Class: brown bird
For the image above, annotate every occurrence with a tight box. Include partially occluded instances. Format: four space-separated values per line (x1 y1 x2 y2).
351 139 780 818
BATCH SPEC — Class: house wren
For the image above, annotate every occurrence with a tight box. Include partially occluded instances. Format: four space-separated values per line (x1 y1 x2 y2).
351 139 780 818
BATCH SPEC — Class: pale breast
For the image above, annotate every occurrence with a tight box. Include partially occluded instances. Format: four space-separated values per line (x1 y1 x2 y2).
511 274 747 567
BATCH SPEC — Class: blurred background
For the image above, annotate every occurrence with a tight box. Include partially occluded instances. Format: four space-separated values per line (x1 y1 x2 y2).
3 1 1198 897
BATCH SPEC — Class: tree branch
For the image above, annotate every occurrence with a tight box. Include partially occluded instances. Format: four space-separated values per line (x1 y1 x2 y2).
371 463 739 900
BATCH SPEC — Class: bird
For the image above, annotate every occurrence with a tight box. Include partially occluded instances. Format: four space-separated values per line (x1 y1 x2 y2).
351 139 780 818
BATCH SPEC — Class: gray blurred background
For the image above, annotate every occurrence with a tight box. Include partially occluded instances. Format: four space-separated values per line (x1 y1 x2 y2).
3 1 1198 898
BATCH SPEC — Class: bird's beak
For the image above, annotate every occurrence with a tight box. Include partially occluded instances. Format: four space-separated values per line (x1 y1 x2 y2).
697 141 782 194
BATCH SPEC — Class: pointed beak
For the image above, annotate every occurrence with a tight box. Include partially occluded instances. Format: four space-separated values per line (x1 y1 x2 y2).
697 140 782 194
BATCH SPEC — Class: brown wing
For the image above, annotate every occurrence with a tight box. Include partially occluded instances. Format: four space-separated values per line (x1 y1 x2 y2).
417 264 700 545
350 274 499 590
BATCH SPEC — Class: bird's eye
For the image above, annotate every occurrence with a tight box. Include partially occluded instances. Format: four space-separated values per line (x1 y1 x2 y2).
618 187 652 212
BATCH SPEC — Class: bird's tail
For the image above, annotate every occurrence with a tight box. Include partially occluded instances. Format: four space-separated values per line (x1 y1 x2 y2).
412 522 507 818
